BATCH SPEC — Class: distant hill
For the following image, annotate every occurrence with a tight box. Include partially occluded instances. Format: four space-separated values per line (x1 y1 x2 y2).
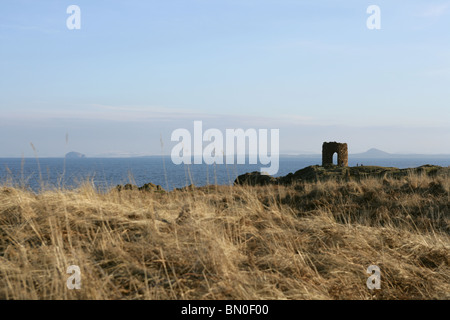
351 148 392 158
65 152 86 159
351 148 449 159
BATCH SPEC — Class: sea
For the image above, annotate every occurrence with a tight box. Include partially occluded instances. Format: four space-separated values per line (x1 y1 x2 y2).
0 157 448 192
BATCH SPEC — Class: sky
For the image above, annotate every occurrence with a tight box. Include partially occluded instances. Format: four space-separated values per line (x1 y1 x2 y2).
0 0 449 157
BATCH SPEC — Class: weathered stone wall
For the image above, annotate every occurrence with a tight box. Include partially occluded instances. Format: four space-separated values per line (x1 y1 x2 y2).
322 142 348 167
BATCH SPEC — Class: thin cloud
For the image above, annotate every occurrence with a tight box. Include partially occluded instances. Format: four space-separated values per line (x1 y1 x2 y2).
0 23 60 34
421 3 450 17
91 104 194 114
89 104 219 121
1 104 314 127
2 104 219 122
422 67 450 76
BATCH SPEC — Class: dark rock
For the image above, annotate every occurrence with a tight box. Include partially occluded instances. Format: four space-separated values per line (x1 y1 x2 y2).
116 184 138 191
116 182 165 193
234 171 277 186
139 183 165 192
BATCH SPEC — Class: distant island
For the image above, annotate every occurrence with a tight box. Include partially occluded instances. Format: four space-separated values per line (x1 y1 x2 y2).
65 151 86 159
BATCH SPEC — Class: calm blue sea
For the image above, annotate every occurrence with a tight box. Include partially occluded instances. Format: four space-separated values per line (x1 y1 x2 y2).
0 157 448 192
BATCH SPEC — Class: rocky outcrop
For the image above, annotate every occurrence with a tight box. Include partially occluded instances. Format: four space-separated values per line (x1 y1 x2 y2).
115 184 139 191
115 183 165 192
234 171 278 186
139 183 164 192
234 165 449 186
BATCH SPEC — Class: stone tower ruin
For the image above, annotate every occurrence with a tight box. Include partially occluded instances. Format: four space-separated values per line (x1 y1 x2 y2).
322 142 348 167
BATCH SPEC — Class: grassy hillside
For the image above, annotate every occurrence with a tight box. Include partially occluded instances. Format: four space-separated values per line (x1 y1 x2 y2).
0 170 448 299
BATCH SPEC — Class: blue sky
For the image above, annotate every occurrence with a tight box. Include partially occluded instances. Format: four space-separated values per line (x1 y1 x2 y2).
0 0 449 156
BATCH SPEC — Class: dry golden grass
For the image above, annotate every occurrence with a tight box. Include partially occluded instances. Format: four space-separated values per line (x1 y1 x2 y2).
0 173 448 300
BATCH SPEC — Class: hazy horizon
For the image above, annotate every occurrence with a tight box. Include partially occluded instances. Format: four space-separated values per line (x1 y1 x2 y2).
1 147 450 158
